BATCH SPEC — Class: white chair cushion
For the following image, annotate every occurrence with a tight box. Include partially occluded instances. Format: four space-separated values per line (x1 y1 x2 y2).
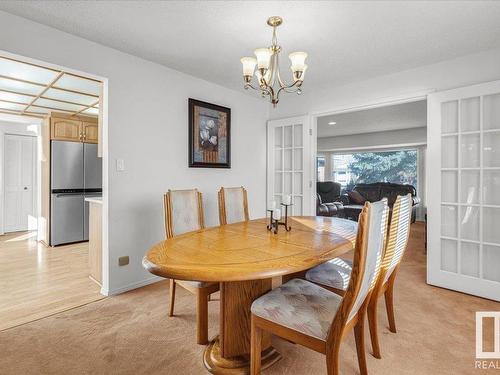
251 278 342 340
223 187 246 224
305 258 353 290
169 190 201 236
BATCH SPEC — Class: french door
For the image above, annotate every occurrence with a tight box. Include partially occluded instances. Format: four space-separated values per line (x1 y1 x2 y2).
267 116 314 216
427 80 500 301
3 134 36 233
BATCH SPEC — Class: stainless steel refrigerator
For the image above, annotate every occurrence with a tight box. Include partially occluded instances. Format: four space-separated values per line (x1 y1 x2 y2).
50 141 102 246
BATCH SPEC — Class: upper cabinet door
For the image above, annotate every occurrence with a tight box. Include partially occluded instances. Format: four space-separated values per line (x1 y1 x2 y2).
82 121 98 144
51 118 81 142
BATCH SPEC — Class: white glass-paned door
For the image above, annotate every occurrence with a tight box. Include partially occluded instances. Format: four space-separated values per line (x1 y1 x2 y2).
267 116 312 216
428 79 500 301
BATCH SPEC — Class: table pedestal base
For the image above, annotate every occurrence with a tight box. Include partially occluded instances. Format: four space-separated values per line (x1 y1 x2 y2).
203 336 281 374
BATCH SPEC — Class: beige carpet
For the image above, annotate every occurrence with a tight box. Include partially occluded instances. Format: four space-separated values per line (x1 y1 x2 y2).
0 223 498 374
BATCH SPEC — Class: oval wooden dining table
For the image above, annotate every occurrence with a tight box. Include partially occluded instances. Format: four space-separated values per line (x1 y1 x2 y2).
143 216 358 374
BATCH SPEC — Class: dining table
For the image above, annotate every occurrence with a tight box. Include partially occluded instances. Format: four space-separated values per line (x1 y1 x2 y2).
143 216 358 374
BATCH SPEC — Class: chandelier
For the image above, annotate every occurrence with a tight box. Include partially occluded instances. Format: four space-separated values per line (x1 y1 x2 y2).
240 16 308 107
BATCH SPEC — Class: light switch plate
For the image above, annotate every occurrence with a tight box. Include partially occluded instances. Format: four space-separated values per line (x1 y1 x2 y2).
116 158 125 171
118 256 129 266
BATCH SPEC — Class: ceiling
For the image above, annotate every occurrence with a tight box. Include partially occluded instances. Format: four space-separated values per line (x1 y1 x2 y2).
1 1 500 97
0 55 100 118
317 100 427 138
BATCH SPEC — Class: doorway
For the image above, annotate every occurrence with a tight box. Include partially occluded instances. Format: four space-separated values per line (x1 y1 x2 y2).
3 134 36 233
0 52 108 330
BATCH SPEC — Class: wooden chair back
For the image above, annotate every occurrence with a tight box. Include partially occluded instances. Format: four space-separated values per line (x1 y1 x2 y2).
163 189 204 238
218 186 249 225
378 193 413 287
327 199 389 345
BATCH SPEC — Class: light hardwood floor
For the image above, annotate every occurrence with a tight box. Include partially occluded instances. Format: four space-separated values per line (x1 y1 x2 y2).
0 231 105 331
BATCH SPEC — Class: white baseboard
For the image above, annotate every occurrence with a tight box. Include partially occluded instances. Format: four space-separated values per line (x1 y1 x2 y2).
102 275 162 296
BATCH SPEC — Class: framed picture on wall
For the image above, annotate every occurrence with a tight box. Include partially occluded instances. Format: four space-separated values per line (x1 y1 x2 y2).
188 98 231 168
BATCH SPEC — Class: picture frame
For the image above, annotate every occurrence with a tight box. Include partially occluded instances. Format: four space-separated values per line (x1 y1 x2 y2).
188 98 231 168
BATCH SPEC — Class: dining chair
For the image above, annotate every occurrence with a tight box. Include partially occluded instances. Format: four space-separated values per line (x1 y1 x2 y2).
218 186 249 225
305 194 412 359
163 189 219 345
250 200 389 375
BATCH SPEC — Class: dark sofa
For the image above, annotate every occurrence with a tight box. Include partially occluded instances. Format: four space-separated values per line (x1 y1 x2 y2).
316 181 344 217
341 182 420 222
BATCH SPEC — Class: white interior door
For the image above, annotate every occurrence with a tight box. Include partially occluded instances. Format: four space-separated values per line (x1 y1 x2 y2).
4 134 36 233
427 80 500 301
267 116 314 216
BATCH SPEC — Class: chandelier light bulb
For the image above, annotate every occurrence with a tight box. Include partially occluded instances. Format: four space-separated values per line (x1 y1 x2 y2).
292 64 307 82
240 57 257 76
289 52 308 72
254 48 272 70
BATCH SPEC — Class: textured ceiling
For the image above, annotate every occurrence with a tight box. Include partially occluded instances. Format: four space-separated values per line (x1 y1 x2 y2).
317 100 427 138
1 1 500 95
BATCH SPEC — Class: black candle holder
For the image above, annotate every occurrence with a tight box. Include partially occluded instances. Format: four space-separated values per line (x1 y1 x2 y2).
266 204 293 234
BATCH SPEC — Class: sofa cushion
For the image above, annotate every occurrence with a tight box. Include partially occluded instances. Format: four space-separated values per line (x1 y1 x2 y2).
348 190 366 204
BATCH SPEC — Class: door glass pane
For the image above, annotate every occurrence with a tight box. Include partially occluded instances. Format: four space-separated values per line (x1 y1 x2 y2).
284 126 293 147
483 207 500 244
483 170 500 205
441 239 457 273
441 100 458 134
483 245 500 282
483 132 500 168
460 97 480 132
460 242 480 277
284 149 292 170
460 206 479 241
293 124 303 147
441 171 457 203
460 133 480 168
461 170 480 204
274 173 282 193
283 172 292 194
274 127 282 147
442 136 457 168
294 148 303 171
441 205 457 238
292 196 303 216
294 173 303 194
483 93 500 131
274 149 282 170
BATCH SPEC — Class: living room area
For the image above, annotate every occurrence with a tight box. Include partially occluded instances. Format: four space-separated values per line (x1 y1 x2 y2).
316 100 426 225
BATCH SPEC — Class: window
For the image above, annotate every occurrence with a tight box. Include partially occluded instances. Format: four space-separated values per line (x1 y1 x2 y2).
317 156 325 181
331 149 418 193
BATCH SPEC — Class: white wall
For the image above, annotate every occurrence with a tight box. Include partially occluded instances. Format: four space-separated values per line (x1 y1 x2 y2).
0 119 40 235
270 46 500 119
318 127 426 151
0 11 269 294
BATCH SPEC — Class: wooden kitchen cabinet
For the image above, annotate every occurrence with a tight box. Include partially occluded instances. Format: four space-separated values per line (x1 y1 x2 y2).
50 113 98 144
82 122 98 144
51 118 81 142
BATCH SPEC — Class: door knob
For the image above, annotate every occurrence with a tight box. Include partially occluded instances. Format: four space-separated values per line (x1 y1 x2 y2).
24 187 28 190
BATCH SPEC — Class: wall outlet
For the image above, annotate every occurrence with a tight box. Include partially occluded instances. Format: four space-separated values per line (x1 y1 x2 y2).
118 256 129 266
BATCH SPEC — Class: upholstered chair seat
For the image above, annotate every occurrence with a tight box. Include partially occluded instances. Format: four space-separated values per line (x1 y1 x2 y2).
305 258 353 291
251 278 342 340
